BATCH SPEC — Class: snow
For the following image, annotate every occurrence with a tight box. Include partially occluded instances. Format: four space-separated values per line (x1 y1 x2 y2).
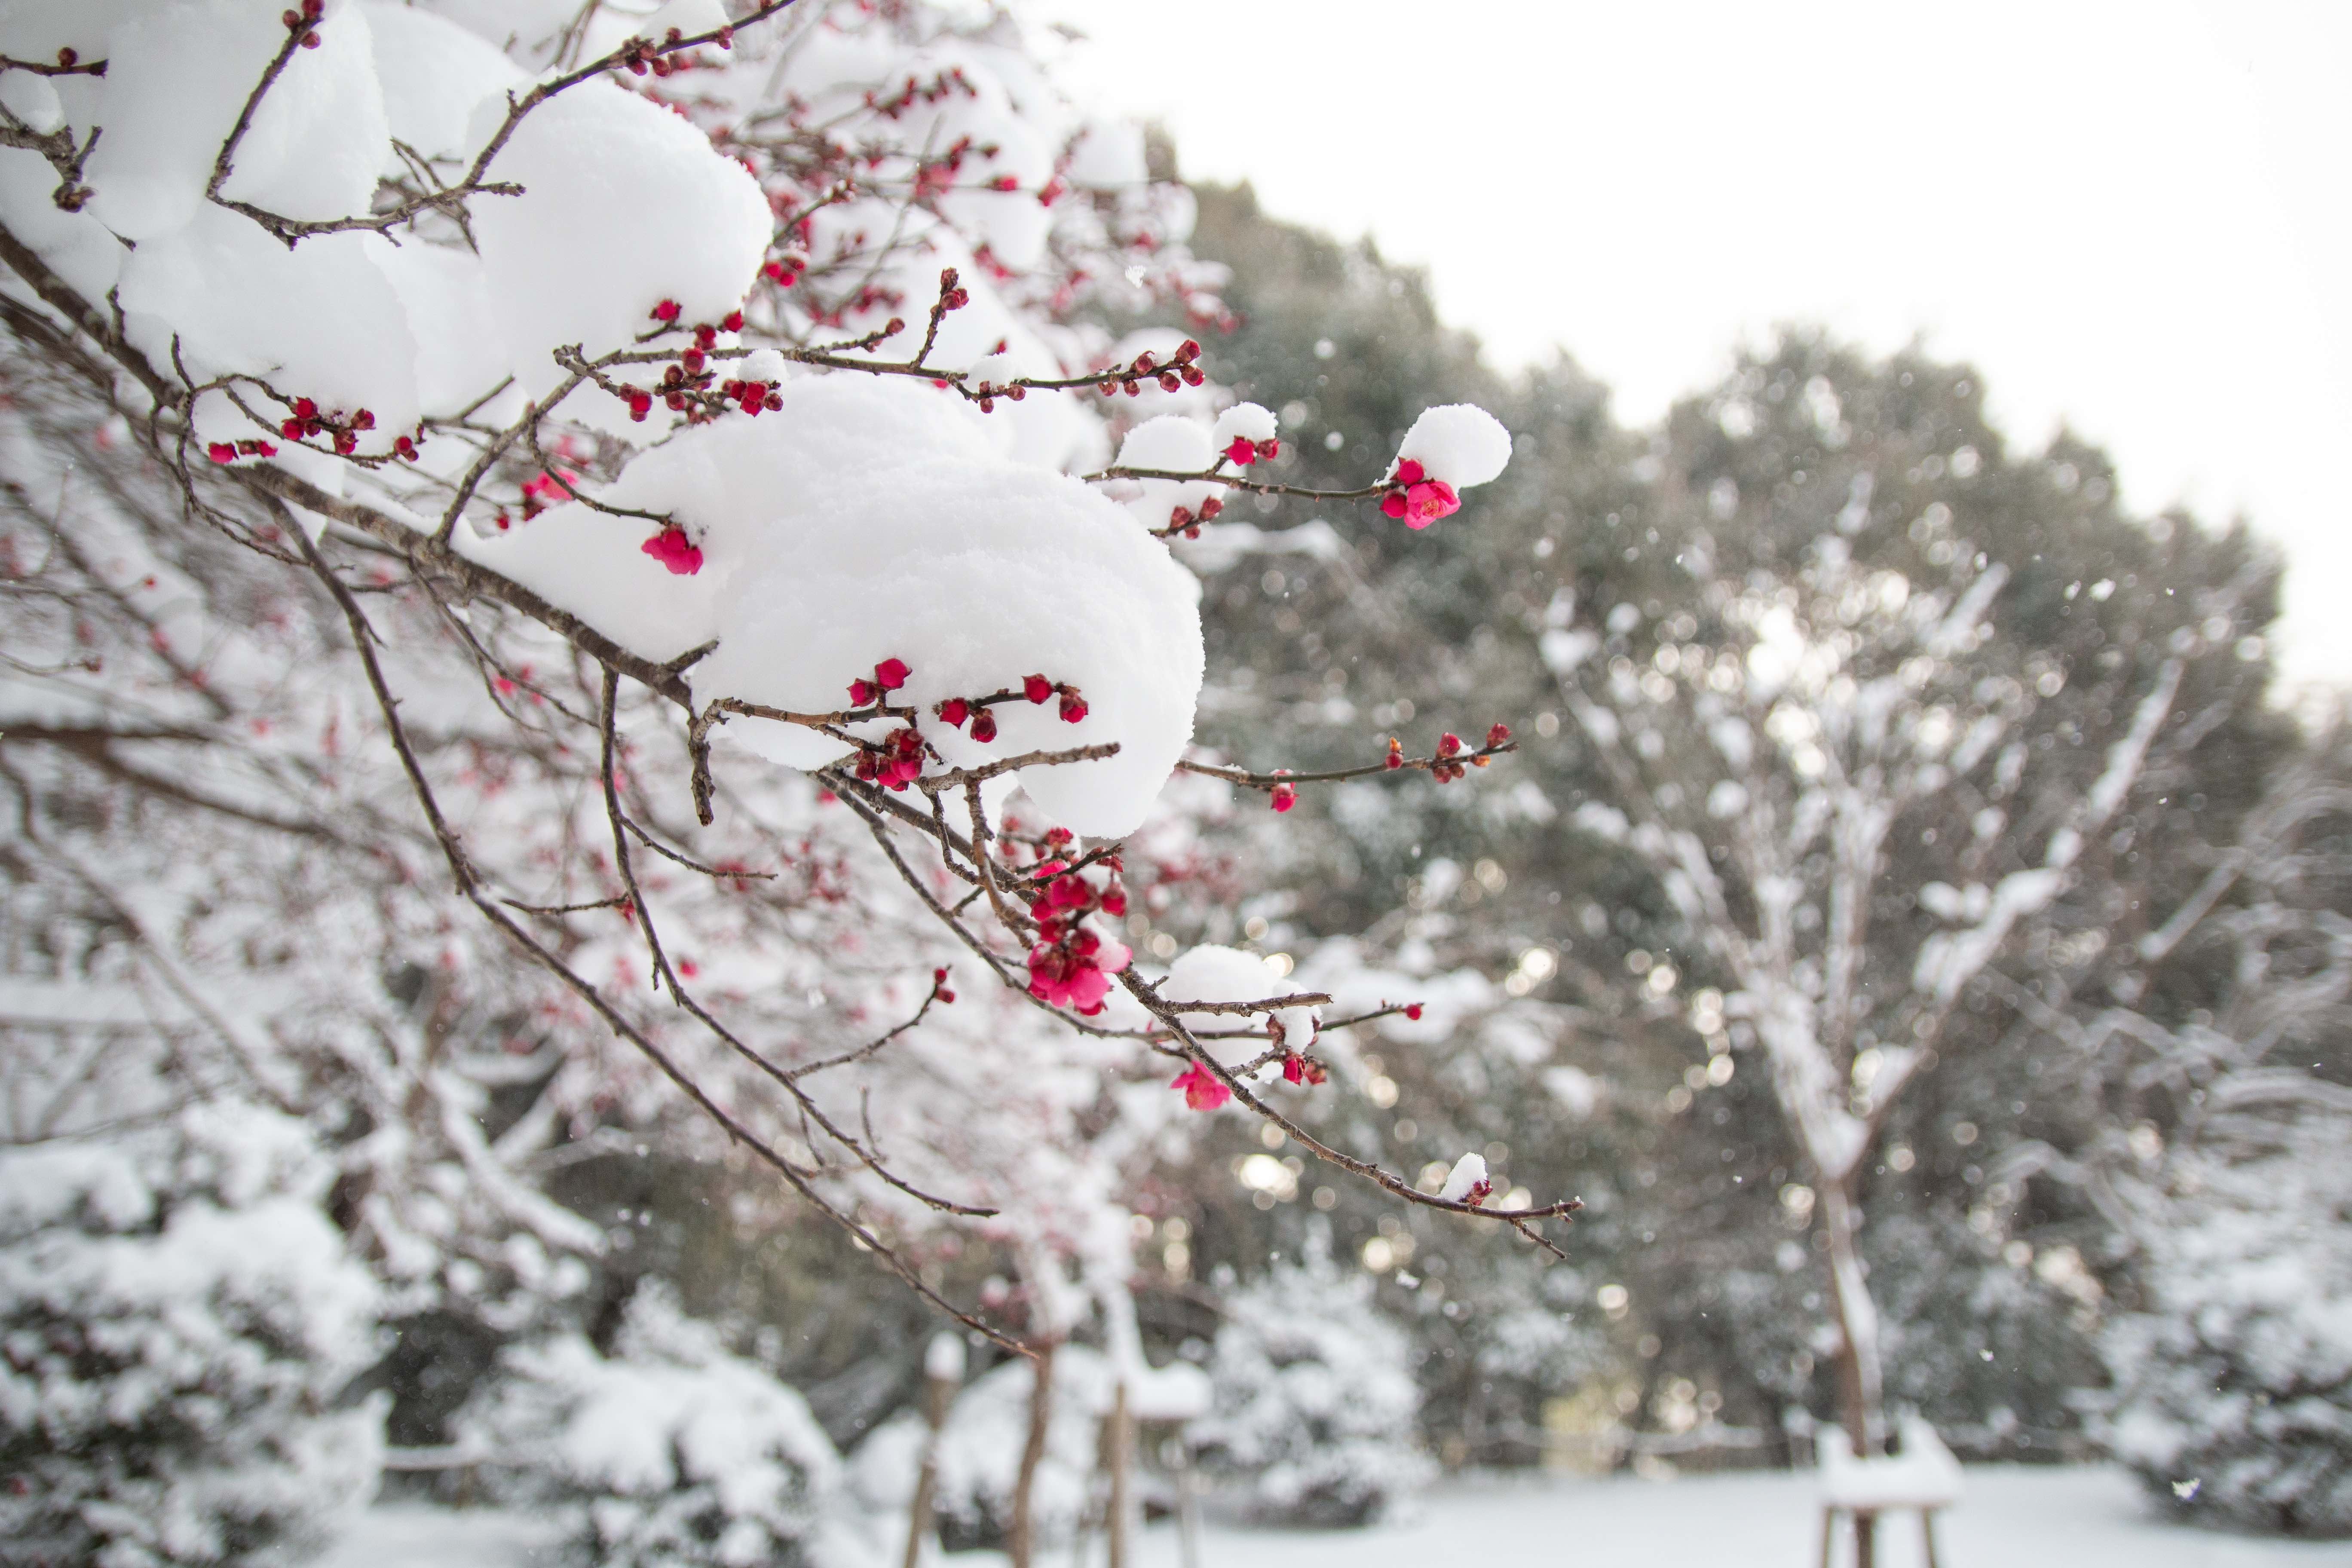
1114 413 1226 532
359 3 525 166
312 1466 2348 1568
1393 403 1512 488
924 1330 967 1383
471 78 771 395
1212 401 1280 447
1818 1418 1964 1511
83 0 389 240
462 376 1203 836
122 205 423 440
1436 1151 1489 1204
1160 943 1320 1052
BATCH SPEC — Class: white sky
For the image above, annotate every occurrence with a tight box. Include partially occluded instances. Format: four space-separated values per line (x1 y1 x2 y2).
1036 1 2352 688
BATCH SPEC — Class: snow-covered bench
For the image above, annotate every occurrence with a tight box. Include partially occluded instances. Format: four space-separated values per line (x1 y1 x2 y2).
1816 1416 1963 1568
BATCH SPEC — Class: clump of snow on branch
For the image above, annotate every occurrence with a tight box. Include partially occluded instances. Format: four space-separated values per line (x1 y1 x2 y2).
472 375 1203 836
1162 942 1321 1055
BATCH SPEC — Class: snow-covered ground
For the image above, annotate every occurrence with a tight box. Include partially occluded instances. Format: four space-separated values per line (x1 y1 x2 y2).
322 1465 2347 1568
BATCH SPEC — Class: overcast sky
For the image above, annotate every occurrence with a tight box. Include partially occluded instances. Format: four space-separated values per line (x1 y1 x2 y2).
1036 1 2352 689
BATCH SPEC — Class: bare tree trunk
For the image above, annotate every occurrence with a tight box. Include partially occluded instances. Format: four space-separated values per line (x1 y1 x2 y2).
1820 1175 1883 1568
1008 1340 1056 1568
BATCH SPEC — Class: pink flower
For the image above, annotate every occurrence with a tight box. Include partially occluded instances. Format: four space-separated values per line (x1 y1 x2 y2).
641 527 704 575
1400 479 1459 529
1224 436 1257 466
1172 1063 1231 1112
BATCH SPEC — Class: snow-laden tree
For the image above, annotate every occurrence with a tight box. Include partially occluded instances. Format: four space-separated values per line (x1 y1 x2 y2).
1193 1223 1432 1525
0 2 1565 1539
0 1101 383 1568
1992 718 2352 1534
1546 527 2185 1465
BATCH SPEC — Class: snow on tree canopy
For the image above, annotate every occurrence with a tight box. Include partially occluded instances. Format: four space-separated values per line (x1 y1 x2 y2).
1394 403 1513 488
466 376 1205 837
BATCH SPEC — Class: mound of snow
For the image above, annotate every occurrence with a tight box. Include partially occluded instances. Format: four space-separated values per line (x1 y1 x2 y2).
463 376 1204 836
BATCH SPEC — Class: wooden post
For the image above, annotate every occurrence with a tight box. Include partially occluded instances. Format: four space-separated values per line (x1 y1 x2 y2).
1008 1340 1056 1568
902 1332 964 1568
1106 1381 1133 1568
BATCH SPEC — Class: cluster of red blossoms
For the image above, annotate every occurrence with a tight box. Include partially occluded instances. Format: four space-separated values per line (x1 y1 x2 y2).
761 256 806 288
1097 339 1207 399
1222 434 1280 467
1025 864 1131 1015
282 0 323 47
619 23 732 77
1165 495 1222 538
853 725 927 790
847 657 910 708
634 306 763 423
931 671 1089 739
278 397 404 459
1379 459 1461 529
205 438 277 465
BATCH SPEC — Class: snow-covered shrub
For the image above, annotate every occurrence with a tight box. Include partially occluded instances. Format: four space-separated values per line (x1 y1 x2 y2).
472 1283 866 1568
0 1102 383 1568
1195 1235 1432 1525
2103 1103 2352 1536
896 1342 1114 1552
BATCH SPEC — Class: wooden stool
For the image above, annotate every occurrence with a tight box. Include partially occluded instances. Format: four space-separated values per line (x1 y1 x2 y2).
1814 1417 1962 1568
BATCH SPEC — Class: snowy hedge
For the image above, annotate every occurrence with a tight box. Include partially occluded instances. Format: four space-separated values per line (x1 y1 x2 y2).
470 1283 867 1568
1194 1237 1432 1526
2102 1104 2352 1537
0 1102 383 1568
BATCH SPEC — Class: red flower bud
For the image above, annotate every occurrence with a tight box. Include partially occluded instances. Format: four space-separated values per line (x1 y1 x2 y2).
1487 722 1512 748
1439 732 1463 757
875 657 910 690
848 678 877 706
1198 496 1223 520
721 310 744 332
937 696 971 728
652 299 682 322
1023 674 1052 704
970 709 998 743
1405 1003 1424 1021
206 442 236 464
1270 781 1298 813
1224 436 1256 466
1059 692 1088 724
